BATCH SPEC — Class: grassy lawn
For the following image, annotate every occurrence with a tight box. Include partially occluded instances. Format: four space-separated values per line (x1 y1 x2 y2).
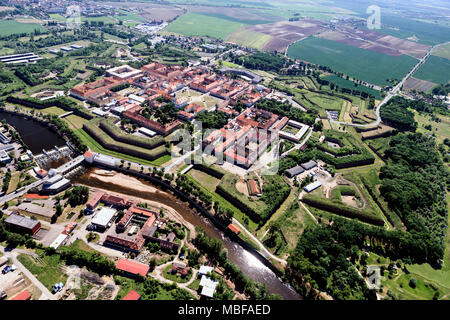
185 174 258 232
114 275 194 300
74 128 170 167
257 187 297 239
63 114 89 130
6 172 21 194
41 106 67 116
188 169 221 192
414 110 450 144
17 252 68 291
67 239 101 255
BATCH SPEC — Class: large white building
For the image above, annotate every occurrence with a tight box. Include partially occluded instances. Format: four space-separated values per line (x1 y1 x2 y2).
91 207 117 231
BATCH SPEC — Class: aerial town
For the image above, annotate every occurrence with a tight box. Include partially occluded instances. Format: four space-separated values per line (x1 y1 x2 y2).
0 0 449 307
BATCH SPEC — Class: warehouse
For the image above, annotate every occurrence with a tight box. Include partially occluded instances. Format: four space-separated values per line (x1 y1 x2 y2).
91 207 117 231
285 165 305 178
50 233 69 250
301 160 318 171
115 258 149 277
304 181 322 193
4 213 41 235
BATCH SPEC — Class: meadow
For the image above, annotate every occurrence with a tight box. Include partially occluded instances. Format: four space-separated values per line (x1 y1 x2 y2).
414 55 450 85
0 19 46 36
287 36 418 86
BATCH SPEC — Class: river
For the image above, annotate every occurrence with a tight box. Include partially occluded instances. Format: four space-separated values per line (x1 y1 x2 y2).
0 111 66 154
73 167 301 300
0 111 300 299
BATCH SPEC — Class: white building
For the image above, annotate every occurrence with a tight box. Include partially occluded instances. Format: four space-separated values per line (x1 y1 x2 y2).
50 234 68 250
304 181 322 193
138 127 157 137
199 275 219 298
91 207 117 231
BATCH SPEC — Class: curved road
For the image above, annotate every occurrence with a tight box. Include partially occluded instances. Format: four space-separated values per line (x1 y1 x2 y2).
330 42 447 128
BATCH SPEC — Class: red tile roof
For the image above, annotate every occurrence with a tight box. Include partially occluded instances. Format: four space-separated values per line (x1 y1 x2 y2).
116 259 149 276
12 290 31 300
228 224 240 235
24 194 48 200
122 290 141 300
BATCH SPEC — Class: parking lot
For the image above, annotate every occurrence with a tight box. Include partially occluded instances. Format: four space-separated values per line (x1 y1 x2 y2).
0 262 41 300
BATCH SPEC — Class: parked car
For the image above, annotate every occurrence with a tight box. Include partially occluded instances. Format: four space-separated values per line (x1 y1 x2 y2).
2 266 11 274
52 282 64 294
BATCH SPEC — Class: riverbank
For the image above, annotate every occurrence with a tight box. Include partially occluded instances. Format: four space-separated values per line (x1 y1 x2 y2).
72 165 301 300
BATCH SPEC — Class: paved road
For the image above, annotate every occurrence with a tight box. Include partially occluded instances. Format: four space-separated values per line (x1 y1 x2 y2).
0 246 56 300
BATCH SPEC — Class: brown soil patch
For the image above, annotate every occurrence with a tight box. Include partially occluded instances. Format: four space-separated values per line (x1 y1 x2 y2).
235 179 249 196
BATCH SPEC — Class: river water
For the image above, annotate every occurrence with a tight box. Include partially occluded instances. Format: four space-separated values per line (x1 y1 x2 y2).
0 111 300 299
0 111 66 154
73 167 301 300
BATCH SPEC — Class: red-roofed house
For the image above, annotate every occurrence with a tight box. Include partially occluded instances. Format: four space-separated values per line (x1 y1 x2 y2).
86 191 105 212
12 290 31 300
116 259 149 277
122 290 141 300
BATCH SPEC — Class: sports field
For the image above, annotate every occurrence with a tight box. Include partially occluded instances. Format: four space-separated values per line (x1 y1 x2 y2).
414 55 450 85
164 12 248 39
0 19 47 36
287 37 418 86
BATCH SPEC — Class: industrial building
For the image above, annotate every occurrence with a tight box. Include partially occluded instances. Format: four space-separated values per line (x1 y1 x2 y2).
285 165 305 178
304 181 322 193
91 207 117 231
115 258 149 277
4 213 41 235
50 233 69 250
41 174 71 194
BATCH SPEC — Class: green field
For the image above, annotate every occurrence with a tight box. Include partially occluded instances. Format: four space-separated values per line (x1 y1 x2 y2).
287 36 418 86
0 19 47 36
17 252 68 291
164 12 248 39
414 55 450 85
432 43 450 60
375 15 450 46
322 75 382 99
226 29 272 49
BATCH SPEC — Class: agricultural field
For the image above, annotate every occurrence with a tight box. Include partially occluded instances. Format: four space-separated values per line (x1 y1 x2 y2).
164 12 248 39
413 55 450 85
403 77 437 93
0 19 47 36
287 37 418 86
374 15 450 46
432 43 450 60
226 29 273 50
